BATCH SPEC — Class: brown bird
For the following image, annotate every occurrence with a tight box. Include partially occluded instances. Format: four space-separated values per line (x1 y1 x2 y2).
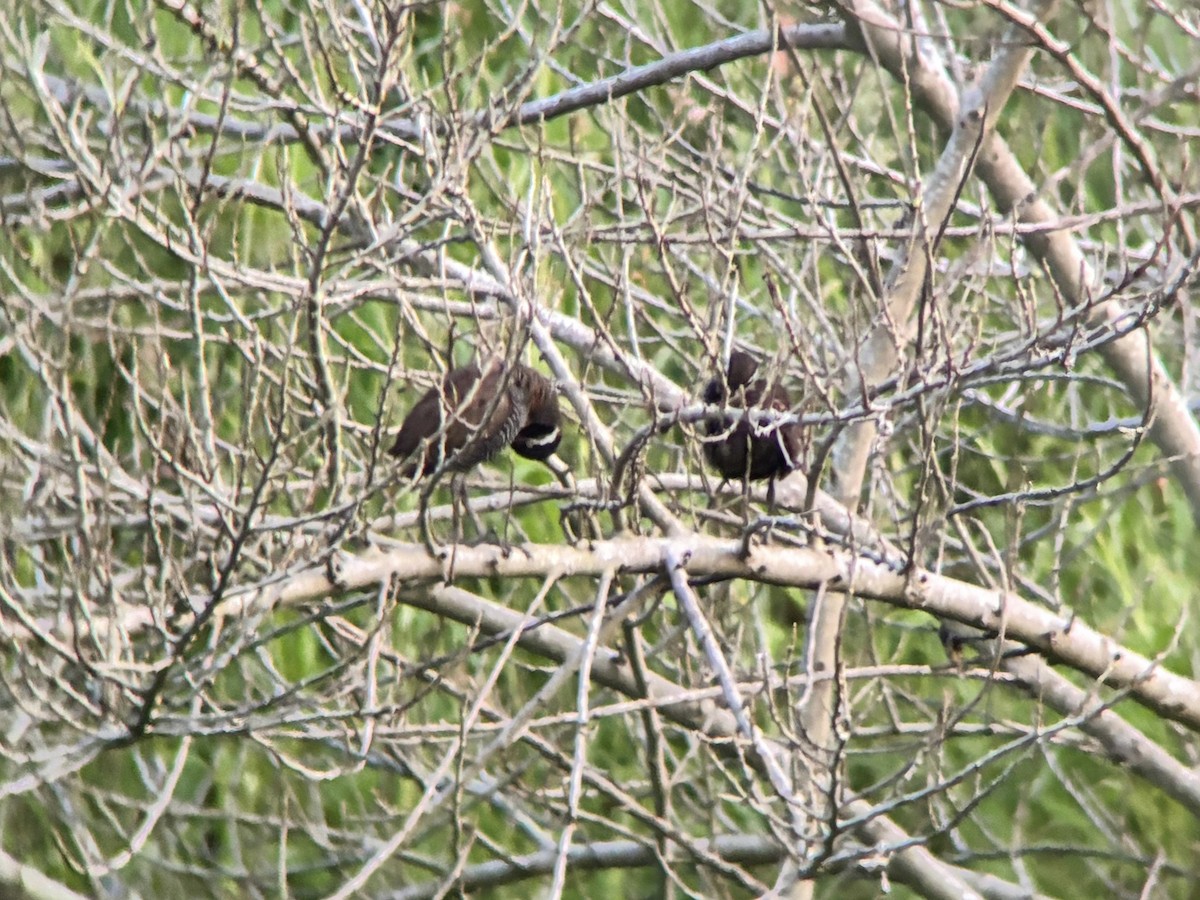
701 350 802 482
390 360 561 478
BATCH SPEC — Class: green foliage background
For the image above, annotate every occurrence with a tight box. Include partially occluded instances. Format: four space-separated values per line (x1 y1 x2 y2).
1 0 1198 897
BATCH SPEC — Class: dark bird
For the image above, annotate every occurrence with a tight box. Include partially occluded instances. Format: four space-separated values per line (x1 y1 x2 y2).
390 360 561 478
701 350 802 482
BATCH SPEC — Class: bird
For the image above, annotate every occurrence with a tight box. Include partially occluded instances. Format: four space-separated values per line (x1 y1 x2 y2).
510 403 563 462
701 349 802 483
390 360 561 478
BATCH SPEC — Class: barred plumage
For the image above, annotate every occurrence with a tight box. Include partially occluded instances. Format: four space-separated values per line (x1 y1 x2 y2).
390 361 561 477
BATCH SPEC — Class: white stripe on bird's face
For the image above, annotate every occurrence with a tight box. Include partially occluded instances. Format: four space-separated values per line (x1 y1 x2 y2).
520 427 560 448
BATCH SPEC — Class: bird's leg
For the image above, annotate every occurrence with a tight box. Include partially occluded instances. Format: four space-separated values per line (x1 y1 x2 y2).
453 475 487 540
455 472 517 555
713 476 730 502
490 463 517 557
702 476 729 540
418 481 441 559
441 473 474 583
451 472 480 541
418 473 460 583
738 513 779 559
735 477 779 559
762 477 781 548
546 455 585 542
